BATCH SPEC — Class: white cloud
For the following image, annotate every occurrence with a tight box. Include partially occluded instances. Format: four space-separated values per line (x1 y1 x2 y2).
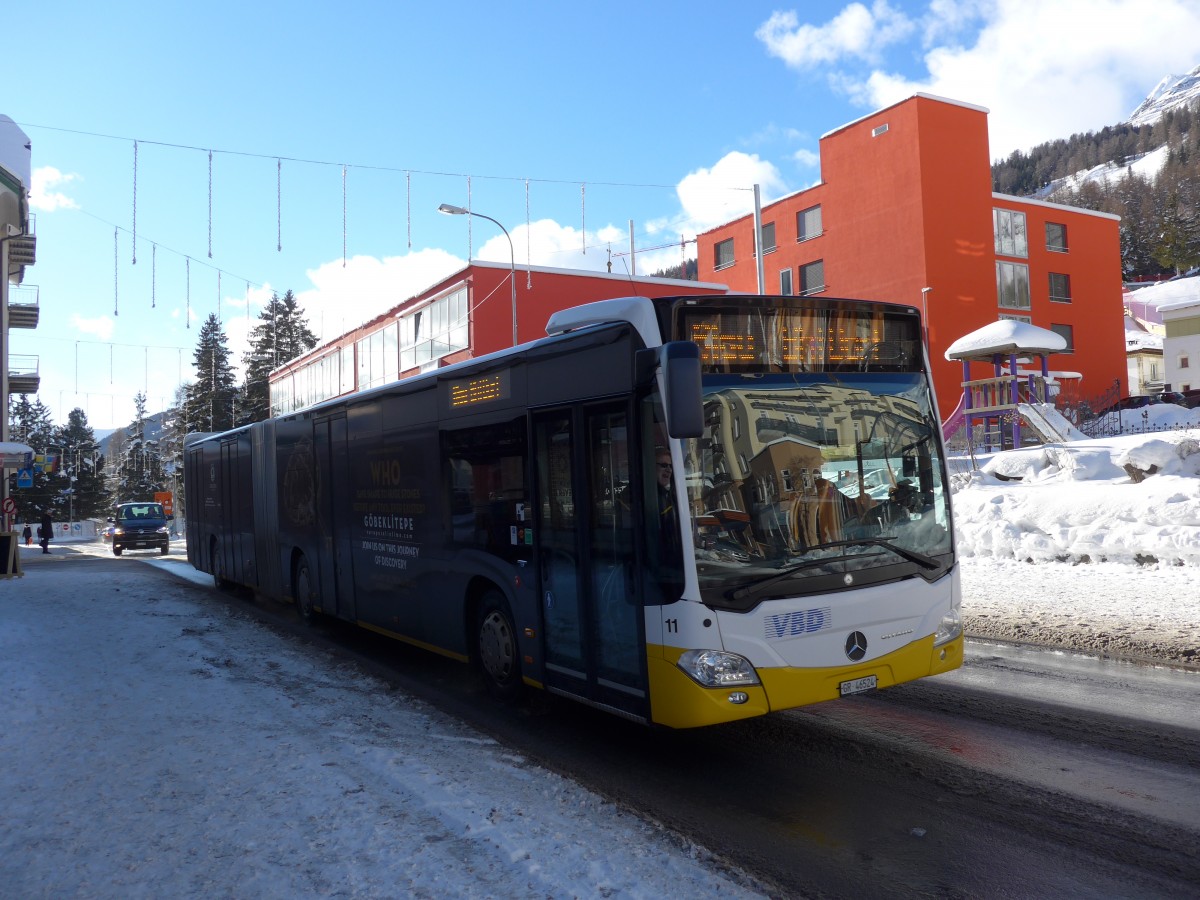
29 166 80 212
293 248 464 346
792 148 821 168
477 218 612 274
760 0 1200 159
69 313 114 341
671 151 788 235
756 2 915 68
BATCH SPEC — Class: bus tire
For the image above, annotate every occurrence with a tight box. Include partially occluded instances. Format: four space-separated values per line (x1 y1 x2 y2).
211 540 227 590
294 556 318 623
475 591 522 703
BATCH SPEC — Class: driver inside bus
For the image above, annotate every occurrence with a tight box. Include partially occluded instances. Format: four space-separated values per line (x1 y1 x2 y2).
654 449 684 602
791 456 877 549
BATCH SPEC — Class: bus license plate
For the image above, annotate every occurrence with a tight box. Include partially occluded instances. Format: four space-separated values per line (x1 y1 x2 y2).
839 675 877 696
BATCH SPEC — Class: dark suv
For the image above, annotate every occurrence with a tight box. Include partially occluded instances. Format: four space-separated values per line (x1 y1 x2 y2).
110 501 172 556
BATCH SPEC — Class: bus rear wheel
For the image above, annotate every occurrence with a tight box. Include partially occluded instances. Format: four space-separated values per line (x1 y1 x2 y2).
475 591 521 702
294 557 318 623
211 540 227 590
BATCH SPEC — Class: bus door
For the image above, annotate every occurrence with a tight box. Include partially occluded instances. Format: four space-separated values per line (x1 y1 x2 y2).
314 414 356 621
534 403 648 720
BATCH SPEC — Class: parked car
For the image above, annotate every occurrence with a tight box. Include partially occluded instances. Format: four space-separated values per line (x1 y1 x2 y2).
109 501 172 556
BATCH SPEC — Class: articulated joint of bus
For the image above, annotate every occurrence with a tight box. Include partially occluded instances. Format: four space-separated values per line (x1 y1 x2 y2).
675 649 761 704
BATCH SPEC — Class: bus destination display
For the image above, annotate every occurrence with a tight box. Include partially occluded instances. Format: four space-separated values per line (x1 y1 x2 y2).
680 307 918 372
448 371 510 409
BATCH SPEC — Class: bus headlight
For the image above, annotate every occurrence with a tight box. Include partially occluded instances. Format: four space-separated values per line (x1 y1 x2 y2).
933 609 962 647
676 649 761 687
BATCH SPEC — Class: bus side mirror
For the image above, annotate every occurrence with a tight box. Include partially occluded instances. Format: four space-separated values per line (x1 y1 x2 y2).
661 341 703 438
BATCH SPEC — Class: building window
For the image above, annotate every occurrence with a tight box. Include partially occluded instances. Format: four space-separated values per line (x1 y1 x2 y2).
356 322 399 391
797 205 822 242
715 238 735 270
999 313 1032 324
779 268 793 295
781 468 794 492
993 208 1028 258
1049 272 1072 303
799 260 825 296
996 262 1030 309
1181 355 1190 369
399 286 469 372
759 222 776 254
1046 222 1068 252
1049 323 1074 352
872 123 889 137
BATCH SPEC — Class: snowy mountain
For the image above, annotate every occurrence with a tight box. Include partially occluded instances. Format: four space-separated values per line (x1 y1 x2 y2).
1126 63 1200 127
1030 64 1200 201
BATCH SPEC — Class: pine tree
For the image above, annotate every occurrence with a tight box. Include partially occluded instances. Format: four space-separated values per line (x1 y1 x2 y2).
182 313 240 433
49 408 111 520
7 394 60 521
112 392 168 503
240 290 318 424
158 385 189 524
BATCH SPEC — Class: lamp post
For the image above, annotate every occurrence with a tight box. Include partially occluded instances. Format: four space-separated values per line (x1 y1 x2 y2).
438 203 518 347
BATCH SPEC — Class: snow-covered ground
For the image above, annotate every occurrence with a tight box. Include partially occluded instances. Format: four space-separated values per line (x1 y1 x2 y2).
1 558 769 899
2 415 1197 897
950 406 1200 664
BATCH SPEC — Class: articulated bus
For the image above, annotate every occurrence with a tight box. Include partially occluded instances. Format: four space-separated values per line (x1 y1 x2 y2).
185 294 962 728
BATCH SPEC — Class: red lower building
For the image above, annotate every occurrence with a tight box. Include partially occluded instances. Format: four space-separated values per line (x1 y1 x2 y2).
269 263 727 415
695 93 1126 416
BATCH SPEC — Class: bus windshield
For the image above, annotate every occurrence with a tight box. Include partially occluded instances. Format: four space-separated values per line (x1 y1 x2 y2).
672 300 953 610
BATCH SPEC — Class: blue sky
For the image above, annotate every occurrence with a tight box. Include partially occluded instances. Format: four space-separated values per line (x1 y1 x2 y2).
8 0 1200 431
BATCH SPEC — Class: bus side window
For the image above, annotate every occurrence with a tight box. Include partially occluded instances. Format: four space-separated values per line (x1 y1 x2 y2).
442 417 530 563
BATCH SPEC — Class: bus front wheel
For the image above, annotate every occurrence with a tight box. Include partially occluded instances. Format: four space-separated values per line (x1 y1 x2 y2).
294 557 318 623
475 591 521 703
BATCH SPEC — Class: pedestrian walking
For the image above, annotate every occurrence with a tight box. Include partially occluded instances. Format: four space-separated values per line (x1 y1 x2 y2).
22 523 32 546
39 512 52 554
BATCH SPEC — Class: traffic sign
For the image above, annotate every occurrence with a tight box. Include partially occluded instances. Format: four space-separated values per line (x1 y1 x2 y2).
1 497 15 515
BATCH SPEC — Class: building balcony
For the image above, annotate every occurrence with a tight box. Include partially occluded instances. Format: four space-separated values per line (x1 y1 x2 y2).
9 283 39 328
8 353 39 394
5 213 36 281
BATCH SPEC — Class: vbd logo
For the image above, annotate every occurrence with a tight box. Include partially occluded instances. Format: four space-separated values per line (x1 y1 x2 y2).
763 606 831 640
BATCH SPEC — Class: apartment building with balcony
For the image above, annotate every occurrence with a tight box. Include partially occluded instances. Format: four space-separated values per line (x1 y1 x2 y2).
2 115 39 427
694 94 1126 417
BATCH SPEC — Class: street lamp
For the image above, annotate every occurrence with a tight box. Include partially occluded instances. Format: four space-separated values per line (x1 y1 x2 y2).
438 203 518 347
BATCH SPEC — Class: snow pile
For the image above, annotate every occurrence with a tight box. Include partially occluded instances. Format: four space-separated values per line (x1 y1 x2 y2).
952 430 1200 566
947 422 1200 662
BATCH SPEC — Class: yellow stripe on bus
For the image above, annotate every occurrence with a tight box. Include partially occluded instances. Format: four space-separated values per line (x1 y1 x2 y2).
357 620 471 664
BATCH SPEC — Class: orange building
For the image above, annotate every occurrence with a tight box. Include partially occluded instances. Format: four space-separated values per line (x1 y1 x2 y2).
695 93 1126 417
269 262 728 415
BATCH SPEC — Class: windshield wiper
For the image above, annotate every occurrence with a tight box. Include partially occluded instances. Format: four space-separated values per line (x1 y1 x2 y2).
727 538 944 603
728 557 843 602
817 538 943 570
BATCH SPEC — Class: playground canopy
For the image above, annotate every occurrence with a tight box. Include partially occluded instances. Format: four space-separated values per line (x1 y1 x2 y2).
944 320 1067 361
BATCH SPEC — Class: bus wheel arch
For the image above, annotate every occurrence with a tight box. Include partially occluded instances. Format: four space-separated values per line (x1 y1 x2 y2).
471 585 522 703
